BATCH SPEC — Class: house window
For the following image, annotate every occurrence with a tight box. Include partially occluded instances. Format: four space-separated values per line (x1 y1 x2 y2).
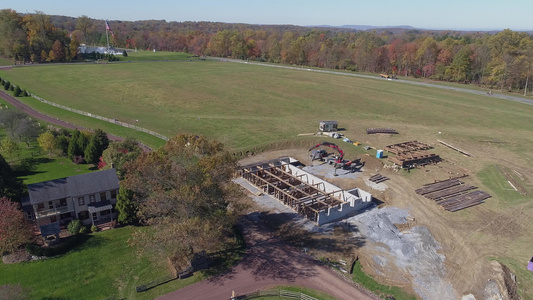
89 194 96 203
78 197 85 206
26 210 33 220
100 192 107 201
48 201 54 209
92 212 98 220
59 198 67 207
101 209 110 216
78 211 89 220
37 203 44 210
111 190 117 199
60 212 72 220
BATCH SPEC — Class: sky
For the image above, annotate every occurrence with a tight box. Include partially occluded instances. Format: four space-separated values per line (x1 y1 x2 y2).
3 0 532 31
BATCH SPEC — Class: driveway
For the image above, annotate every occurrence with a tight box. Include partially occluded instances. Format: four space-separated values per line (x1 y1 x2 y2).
157 215 376 300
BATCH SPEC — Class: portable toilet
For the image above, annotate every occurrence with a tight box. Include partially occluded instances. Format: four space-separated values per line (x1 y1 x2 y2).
376 150 384 158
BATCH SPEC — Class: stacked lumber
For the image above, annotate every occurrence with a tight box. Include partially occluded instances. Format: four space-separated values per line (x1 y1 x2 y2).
366 128 399 134
369 174 389 183
415 178 491 212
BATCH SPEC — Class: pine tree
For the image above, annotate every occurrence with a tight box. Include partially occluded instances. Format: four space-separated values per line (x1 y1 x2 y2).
67 130 81 160
84 136 99 164
116 186 137 224
13 85 21 97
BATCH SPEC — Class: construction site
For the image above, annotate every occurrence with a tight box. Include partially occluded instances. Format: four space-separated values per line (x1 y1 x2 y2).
235 119 529 300
239 157 372 225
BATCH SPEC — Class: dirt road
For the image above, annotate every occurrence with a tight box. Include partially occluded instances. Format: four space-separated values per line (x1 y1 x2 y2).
157 215 376 300
0 89 153 151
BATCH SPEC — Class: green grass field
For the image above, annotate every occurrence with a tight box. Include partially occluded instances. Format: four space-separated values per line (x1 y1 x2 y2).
0 56 13 66
352 263 415 300
2 57 532 158
0 227 203 300
121 50 194 61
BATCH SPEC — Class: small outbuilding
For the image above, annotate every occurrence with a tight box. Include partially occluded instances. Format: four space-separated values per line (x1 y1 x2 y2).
319 121 338 132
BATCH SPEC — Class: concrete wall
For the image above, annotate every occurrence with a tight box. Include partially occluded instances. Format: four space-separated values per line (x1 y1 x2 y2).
282 159 373 225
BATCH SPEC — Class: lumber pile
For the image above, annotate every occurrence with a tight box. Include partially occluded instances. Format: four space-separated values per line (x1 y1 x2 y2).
415 178 491 212
369 174 389 183
366 128 399 134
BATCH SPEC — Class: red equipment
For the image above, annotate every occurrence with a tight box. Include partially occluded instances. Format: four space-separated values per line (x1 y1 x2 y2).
308 142 345 164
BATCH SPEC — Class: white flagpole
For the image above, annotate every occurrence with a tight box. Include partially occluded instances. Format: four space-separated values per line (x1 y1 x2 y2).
105 20 110 52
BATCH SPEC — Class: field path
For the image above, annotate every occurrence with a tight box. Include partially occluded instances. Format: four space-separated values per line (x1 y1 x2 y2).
157 215 377 300
0 89 152 151
215 58 533 106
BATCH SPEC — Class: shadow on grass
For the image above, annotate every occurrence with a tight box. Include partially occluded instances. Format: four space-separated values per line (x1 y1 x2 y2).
12 157 54 176
26 234 105 257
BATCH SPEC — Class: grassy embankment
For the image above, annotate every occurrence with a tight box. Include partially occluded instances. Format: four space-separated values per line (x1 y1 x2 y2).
0 227 203 300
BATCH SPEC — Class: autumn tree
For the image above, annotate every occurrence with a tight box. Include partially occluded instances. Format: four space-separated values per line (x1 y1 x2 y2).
0 9 27 61
37 131 56 154
51 40 65 62
0 139 20 162
124 134 244 270
0 110 31 140
68 34 80 61
101 137 142 179
13 117 41 147
75 15 93 43
0 197 32 254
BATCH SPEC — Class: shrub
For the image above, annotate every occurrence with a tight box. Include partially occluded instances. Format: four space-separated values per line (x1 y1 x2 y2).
67 219 82 235
73 155 85 164
26 234 87 257
13 86 21 97
79 226 88 234
91 225 98 233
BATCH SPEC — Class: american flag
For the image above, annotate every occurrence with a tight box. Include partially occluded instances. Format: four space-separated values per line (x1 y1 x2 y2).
105 20 115 37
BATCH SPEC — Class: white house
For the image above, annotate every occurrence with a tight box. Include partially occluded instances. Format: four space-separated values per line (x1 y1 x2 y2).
22 169 120 232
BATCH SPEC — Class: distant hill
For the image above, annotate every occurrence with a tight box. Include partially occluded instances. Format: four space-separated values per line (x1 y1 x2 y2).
310 24 416 31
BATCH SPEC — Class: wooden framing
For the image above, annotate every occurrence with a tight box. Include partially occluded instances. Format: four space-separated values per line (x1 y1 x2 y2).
241 161 347 223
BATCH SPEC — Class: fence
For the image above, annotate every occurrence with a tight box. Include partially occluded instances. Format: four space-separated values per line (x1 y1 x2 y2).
135 274 176 292
237 289 319 300
30 94 169 141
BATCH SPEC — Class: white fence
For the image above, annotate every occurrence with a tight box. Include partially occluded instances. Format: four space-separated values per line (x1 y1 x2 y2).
30 94 169 141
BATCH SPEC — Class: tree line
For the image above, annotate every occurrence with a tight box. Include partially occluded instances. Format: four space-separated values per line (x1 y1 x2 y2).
1 9 532 92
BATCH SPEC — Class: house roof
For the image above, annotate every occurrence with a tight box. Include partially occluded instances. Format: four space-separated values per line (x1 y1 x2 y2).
27 178 69 205
68 169 119 197
27 169 119 205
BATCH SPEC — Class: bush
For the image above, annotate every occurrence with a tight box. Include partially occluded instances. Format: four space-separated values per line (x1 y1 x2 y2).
26 234 87 257
79 226 88 234
67 219 82 235
91 225 98 233
73 155 85 164
13 86 21 97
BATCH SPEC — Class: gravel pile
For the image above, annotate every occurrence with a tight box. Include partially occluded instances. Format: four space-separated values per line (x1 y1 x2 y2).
346 206 458 300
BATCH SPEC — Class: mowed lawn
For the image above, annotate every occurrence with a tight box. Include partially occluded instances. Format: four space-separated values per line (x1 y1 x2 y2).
1 58 532 158
0 227 202 300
